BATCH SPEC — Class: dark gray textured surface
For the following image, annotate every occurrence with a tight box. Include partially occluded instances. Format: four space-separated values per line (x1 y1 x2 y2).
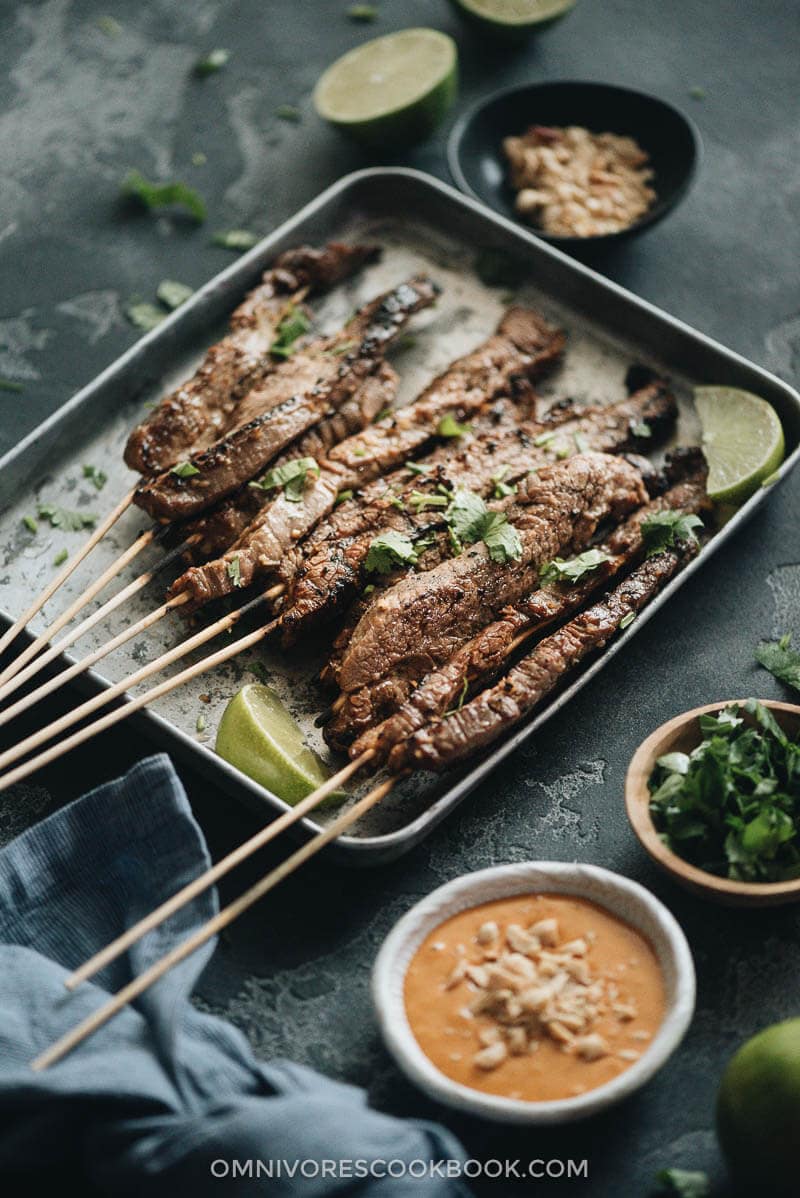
2 1 800 1192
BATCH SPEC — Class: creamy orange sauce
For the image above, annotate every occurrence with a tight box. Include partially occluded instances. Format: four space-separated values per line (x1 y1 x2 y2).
404 893 665 1103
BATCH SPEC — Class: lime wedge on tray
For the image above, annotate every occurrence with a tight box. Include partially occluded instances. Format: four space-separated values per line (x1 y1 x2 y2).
216 683 334 806
313 28 458 148
694 385 784 505
449 0 577 35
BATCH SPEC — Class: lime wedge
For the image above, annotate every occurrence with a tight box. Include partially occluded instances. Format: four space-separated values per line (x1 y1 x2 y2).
694 386 785 505
449 0 577 35
313 28 457 148
216 683 333 806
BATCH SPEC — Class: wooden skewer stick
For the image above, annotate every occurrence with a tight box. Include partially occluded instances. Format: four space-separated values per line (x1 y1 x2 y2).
0 487 136 662
66 749 375 990
0 523 155 692
0 585 280 779
0 598 282 792
0 593 190 731
31 774 396 1072
0 533 202 708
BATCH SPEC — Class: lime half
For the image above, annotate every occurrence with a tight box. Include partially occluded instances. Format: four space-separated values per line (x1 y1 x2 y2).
449 0 577 35
216 683 332 806
694 385 784 505
313 28 457 148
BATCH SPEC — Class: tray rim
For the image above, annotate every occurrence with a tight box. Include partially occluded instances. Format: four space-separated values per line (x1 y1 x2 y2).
2 165 799 865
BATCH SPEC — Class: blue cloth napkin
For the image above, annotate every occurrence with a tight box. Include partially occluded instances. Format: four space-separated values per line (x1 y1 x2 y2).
0 755 469 1196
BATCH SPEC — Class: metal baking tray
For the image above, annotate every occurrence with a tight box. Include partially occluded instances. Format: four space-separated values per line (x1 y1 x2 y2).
1 168 799 864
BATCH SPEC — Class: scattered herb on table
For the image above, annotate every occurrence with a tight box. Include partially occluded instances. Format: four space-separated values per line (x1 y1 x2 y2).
364 530 419 574
275 104 302 122
688 86 707 101
196 713 207 734
171 461 200 478
649 699 800 883
22 515 37 534
97 15 122 36
270 304 311 358
37 504 97 532
0 378 24 393
755 633 800 695
192 151 207 166
248 660 270 685
656 1167 710 1197
156 280 194 310
474 248 529 289
640 509 703 558
226 555 243 588
539 548 611 586
82 464 107 491
193 48 230 76
249 457 320 501
53 549 68 567
211 229 259 250
125 301 166 332
438 414 471 438
347 4 379 20
122 170 207 222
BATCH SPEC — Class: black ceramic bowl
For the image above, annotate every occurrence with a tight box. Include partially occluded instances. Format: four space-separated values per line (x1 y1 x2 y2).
447 81 701 247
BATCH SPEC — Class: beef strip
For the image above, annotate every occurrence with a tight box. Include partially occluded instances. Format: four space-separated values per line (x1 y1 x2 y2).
125 241 378 474
340 450 709 757
334 452 649 698
395 538 700 773
282 380 675 647
133 275 438 521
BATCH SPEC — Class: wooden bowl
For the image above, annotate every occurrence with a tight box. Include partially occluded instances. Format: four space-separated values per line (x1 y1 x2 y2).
625 700 800 907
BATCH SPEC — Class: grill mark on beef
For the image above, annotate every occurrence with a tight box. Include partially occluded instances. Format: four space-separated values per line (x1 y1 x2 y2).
125 242 379 474
338 455 709 757
133 276 438 521
283 381 676 646
394 539 700 772
333 453 649 697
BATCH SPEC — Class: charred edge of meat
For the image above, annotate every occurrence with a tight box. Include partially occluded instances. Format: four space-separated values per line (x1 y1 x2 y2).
275 242 381 291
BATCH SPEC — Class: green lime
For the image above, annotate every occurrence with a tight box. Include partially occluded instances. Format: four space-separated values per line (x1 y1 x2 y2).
216 683 331 806
717 1018 800 1196
313 28 458 148
448 0 576 36
694 385 784 505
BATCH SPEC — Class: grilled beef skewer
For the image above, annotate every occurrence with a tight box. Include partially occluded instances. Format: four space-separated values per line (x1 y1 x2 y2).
339 450 709 757
167 308 567 610
393 536 701 773
134 276 439 521
281 380 675 647
125 241 379 474
331 452 649 701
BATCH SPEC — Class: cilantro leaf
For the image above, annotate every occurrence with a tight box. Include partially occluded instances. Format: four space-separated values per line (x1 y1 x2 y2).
122 170 206 222
619 611 636 629
491 466 517 499
446 489 490 543
193 48 230 76
82 464 107 491
226 555 243 587
156 280 194 310
212 229 259 251
641 509 703 558
275 104 302 122
364 530 419 575
170 461 200 478
656 1168 710 1197
630 419 652 438
0 378 24 393
482 512 523 563
22 514 37 534
270 303 311 359
408 490 449 512
405 461 432 476
756 633 800 695
445 489 522 564
539 548 611 586
335 489 354 506
126 301 166 332
347 4 379 20
249 457 319 501
53 548 68 566
38 504 97 532
438 414 472 438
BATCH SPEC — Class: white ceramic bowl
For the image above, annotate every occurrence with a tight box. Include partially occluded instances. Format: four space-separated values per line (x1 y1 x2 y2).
372 861 696 1124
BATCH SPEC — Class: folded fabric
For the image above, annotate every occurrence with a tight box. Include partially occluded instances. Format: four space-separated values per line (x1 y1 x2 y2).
0 755 469 1196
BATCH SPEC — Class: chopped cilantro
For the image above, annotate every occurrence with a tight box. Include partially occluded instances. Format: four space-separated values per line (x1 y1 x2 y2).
126 301 166 332
22 514 37 534
438 414 471 438
226 555 243 587
53 548 68 567
82 464 107 491
409 489 449 512
405 461 432 475
335 489 354 506
445 489 522 564
122 170 206 222
573 432 588 453
534 430 556 448
249 456 319 501
156 280 194 310
193 48 230 76
275 104 302 122
641 509 703 558
619 611 636 629
192 151 207 166
353 447 366 458
539 548 611 586
97 15 122 36
688 86 707 100
248 660 270 685
374 406 393 421
324 339 357 357
364 530 419 574
555 443 570 459
37 504 97 532
270 303 311 358
630 419 652 438
0 378 24 393
491 466 517 499
196 713 207 734
347 3 379 19
212 229 259 250
171 461 200 478
756 633 800 695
